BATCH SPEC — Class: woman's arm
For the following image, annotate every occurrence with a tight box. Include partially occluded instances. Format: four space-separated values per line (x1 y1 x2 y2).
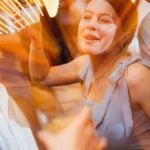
29 38 50 82
127 62 150 117
29 31 88 86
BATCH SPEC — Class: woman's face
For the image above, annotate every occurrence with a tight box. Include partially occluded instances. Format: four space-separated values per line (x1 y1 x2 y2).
78 0 121 55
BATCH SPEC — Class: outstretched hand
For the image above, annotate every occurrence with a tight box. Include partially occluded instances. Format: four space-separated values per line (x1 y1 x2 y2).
37 106 107 150
19 23 42 43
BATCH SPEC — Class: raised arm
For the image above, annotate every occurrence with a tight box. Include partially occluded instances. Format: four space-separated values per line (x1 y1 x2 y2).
29 33 88 86
29 38 50 82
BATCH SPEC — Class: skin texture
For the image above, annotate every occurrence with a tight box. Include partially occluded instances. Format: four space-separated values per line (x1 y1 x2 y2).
37 107 107 150
78 0 120 55
127 62 150 117
28 0 150 149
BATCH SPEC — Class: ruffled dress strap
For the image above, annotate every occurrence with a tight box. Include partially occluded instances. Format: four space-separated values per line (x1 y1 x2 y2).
139 56 150 67
108 57 144 137
80 56 149 138
79 58 93 97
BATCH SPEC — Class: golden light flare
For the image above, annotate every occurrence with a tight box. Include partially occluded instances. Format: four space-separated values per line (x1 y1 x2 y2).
42 0 60 18
34 0 44 16
37 0 43 6
131 0 136 3
0 21 15 32
0 14 20 31
0 26 8 34
0 1 12 14
0 0 61 35
24 0 40 21
13 0 35 23
8 0 30 26
1 0 26 29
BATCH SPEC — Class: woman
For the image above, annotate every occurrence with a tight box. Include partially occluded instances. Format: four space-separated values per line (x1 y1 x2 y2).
29 0 150 149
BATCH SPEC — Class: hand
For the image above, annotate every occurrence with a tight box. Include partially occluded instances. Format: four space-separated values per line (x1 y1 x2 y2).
19 23 42 43
37 106 107 150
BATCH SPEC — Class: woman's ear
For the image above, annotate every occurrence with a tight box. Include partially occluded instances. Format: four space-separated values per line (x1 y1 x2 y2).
120 31 134 49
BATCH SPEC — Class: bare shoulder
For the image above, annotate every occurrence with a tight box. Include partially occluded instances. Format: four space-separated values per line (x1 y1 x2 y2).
74 54 89 65
73 54 89 70
127 62 150 83
127 62 150 107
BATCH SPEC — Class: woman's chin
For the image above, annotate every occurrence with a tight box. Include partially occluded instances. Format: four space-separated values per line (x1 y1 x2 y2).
81 47 106 55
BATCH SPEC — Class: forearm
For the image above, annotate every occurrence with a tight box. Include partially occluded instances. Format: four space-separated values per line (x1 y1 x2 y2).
29 40 50 82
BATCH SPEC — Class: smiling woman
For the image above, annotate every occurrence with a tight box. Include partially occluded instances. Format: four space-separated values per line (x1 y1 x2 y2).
29 0 150 149
78 0 119 55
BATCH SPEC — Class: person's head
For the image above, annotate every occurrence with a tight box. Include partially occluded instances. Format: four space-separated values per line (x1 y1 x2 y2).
78 0 138 56
138 11 150 60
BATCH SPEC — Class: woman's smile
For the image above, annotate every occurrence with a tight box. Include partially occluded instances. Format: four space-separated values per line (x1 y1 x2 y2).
78 0 119 55
84 34 100 41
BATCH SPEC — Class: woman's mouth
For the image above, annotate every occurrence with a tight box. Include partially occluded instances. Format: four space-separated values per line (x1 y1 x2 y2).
84 34 100 41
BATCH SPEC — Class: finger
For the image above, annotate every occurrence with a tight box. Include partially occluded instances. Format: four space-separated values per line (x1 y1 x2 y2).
37 131 52 149
84 129 99 150
77 126 95 150
95 138 107 150
74 106 93 128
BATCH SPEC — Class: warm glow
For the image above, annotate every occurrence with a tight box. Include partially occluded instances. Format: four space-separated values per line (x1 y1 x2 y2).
0 26 8 34
131 0 137 4
34 0 44 16
0 0 66 35
14 0 35 23
0 21 15 32
0 1 12 14
1 0 26 29
42 0 60 18
8 0 30 26
24 0 40 21
0 14 19 31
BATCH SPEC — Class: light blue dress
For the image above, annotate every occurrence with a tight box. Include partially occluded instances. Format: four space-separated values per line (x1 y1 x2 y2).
80 57 150 150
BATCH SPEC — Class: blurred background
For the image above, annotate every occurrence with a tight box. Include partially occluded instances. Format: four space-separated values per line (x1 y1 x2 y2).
0 0 149 135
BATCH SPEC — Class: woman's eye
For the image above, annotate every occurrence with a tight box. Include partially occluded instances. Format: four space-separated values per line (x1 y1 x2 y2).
83 16 91 19
83 14 92 20
99 19 111 23
98 17 113 24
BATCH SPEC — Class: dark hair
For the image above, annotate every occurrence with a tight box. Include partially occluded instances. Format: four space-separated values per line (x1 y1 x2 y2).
106 0 138 33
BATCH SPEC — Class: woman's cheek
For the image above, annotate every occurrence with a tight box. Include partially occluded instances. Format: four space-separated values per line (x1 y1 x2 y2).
107 24 117 35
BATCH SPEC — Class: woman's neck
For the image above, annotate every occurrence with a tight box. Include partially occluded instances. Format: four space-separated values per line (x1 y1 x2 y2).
89 52 128 81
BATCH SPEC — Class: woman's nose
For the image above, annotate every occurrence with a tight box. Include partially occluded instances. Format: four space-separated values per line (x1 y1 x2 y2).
87 17 98 30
